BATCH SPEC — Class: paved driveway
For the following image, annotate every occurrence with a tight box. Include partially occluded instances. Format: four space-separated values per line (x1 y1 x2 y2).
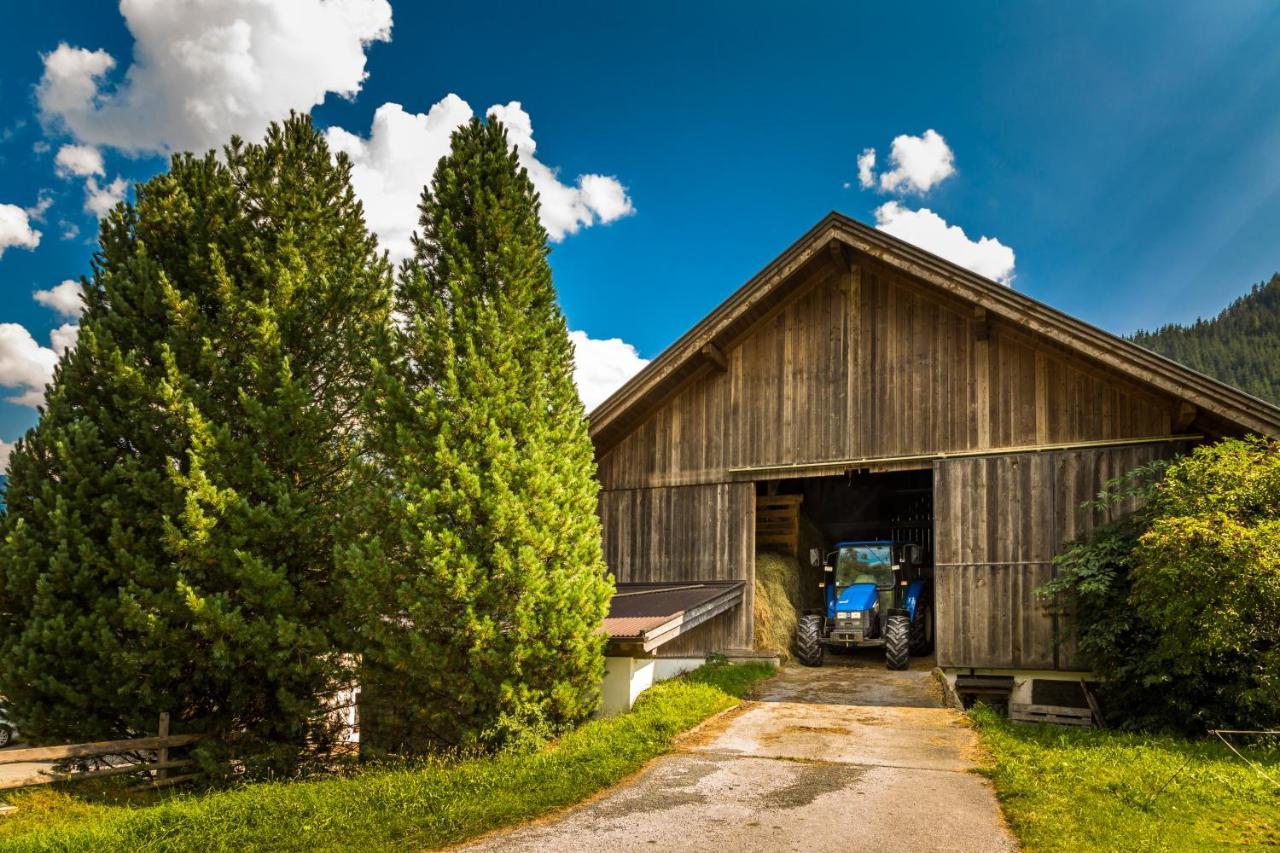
460 654 1017 852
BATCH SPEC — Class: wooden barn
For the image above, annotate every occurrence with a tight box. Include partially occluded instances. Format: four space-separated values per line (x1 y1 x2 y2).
590 212 1280 700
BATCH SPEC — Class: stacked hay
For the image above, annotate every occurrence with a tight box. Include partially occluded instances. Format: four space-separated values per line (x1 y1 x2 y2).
754 550 802 661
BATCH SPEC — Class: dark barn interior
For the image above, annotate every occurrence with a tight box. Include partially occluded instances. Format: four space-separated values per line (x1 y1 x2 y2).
757 469 935 617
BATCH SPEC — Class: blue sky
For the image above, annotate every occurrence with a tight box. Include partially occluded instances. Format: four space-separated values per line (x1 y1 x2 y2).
2 1 1279 456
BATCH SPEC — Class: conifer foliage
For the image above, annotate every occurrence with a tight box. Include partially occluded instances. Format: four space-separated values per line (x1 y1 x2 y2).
341 117 612 752
0 116 392 769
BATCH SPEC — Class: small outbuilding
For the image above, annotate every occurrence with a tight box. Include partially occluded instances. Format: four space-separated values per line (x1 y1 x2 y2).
590 212 1280 704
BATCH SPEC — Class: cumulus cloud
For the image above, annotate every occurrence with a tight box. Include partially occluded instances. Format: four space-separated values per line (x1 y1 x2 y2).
857 129 955 195
50 323 80 357
0 204 42 258
36 0 392 156
569 330 649 412
487 102 634 241
857 148 876 189
877 129 955 194
0 438 12 471
873 202 1016 285
34 280 85 318
54 143 104 177
0 323 61 408
85 176 129 219
328 96 634 261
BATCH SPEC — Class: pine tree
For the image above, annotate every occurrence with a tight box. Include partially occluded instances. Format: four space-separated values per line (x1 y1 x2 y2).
1130 272 1280 405
340 117 613 753
0 116 392 770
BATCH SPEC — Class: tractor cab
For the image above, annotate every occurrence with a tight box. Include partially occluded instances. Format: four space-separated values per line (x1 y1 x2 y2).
795 539 933 670
827 541 899 642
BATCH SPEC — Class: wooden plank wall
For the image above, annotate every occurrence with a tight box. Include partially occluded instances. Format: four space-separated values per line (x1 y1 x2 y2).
933 443 1177 670
599 482 755 650
596 264 1176 489
594 256 1182 661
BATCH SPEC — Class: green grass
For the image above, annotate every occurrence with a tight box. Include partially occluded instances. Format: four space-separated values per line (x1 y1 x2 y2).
971 705 1280 852
0 662 773 852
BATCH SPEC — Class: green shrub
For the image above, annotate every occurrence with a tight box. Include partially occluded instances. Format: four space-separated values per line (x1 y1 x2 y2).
1044 438 1280 731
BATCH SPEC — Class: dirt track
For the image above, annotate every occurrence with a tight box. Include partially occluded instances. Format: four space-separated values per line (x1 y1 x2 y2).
459 652 1017 852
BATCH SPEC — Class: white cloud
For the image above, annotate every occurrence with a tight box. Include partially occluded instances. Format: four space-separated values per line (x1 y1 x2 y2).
85 176 129 219
54 143 104 177
50 323 80 357
326 97 472 261
0 204 42 258
60 221 80 240
858 129 956 195
488 102 634 241
26 195 53 222
34 280 85 318
328 96 634 261
37 0 392 156
0 438 12 471
857 148 876 189
0 323 61 408
873 202 1016 285
569 330 649 412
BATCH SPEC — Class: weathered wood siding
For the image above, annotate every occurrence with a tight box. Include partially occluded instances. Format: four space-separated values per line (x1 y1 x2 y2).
933 443 1177 670
596 263 1177 489
594 254 1184 661
599 482 755 650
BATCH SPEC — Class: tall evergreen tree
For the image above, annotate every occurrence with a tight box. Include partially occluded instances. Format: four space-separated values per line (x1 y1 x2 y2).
0 116 392 769
340 117 612 753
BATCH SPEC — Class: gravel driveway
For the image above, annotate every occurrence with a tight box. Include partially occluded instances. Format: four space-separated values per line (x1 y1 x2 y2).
459 654 1017 852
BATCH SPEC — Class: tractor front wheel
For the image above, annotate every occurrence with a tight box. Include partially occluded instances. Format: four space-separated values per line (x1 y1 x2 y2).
796 615 825 667
884 613 910 671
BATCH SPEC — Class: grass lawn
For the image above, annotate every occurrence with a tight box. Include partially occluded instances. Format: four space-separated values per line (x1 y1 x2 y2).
0 661 773 852
971 706 1280 852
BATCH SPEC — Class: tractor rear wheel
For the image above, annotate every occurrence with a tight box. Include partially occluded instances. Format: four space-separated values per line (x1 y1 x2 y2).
910 603 933 656
885 613 910 671
796 615 824 667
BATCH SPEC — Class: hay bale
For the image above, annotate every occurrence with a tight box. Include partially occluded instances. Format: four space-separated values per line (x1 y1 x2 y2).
754 550 802 660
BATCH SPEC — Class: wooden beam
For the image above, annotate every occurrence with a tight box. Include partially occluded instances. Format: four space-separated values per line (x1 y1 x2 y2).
727 433 1203 478
700 342 728 372
1175 401 1197 430
0 733 201 765
973 305 990 341
827 238 853 272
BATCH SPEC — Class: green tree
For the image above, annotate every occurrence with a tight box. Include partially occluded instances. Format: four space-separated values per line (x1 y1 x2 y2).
340 116 612 754
1130 273 1280 405
1045 438 1280 731
0 115 392 771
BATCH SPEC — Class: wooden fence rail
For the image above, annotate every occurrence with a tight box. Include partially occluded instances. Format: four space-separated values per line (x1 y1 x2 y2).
0 713 202 792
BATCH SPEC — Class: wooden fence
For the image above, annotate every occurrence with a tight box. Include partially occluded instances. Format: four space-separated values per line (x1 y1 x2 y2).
0 713 202 793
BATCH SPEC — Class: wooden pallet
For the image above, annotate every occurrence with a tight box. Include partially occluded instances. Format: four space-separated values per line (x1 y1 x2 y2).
1009 702 1095 727
755 494 804 555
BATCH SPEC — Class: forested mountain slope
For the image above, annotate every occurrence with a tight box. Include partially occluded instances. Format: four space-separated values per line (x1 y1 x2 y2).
1128 273 1280 406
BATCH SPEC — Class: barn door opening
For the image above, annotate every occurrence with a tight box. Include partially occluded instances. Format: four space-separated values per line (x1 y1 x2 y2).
754 469 936 666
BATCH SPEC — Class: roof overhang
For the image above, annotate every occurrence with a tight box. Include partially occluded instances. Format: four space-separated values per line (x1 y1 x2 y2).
602 581 744 655
589 213 1280 452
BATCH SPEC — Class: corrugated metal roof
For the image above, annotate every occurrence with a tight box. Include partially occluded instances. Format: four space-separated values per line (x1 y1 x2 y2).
602 581 744 652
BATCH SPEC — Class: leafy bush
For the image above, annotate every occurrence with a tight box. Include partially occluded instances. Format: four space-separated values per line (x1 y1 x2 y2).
1044 438 1280 731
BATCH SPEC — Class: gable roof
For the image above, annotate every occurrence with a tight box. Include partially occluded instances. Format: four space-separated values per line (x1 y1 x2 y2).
590 212 1280 450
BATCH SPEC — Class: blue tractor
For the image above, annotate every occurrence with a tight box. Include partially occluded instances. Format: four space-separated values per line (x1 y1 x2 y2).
795 540 933 670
